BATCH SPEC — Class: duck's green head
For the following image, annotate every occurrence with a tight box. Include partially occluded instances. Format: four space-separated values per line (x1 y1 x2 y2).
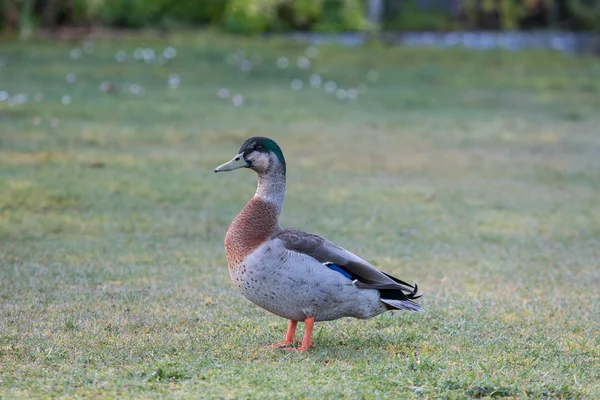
214 136 286 175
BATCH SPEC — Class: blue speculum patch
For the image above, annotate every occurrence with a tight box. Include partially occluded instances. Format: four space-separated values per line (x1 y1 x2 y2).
327 263 353 279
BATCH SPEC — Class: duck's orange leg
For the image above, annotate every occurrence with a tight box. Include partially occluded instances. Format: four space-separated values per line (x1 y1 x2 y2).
271 320 298 348
285 317 315 353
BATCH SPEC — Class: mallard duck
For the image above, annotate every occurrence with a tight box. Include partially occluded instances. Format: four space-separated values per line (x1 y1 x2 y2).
214 137 422 352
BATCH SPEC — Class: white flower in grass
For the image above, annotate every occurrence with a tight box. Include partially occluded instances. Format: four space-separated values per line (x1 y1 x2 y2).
276 57 289 69
309 74 322 88
291 79 303 90
115 50 127 63
66 73 77 84
240 59 253 72
297 56 310 69
335 89 348 100
163 46 177 60
232 94 244 107
168 73 180 89
218 88 230 99
324 81 337 92
69 48 82 60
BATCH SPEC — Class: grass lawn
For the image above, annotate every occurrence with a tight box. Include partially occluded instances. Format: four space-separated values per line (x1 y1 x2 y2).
1 30 600 398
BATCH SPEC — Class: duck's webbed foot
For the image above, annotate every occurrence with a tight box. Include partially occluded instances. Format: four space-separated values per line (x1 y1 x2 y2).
269 320 297 349
282 317 315 353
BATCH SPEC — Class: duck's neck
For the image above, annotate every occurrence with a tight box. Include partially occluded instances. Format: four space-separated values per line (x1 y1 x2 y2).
254 167 286 219
224 168 286 268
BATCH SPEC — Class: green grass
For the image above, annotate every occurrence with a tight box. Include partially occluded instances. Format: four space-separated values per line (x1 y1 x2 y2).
1 31 600 398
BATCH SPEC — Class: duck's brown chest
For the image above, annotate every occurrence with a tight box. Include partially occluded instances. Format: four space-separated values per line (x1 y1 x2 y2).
224 198 278 269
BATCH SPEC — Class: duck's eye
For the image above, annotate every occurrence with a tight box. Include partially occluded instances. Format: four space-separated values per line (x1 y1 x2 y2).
255 145 263 150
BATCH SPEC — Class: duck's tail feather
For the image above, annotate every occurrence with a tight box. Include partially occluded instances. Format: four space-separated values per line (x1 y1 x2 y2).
381 272 422 299
380 298 423 312
378 286 423 312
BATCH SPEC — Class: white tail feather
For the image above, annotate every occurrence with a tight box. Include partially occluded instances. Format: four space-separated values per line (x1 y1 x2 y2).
380 299 423 312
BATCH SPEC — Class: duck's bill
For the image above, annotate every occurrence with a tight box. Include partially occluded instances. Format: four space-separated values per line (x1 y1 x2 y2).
214 153 248 173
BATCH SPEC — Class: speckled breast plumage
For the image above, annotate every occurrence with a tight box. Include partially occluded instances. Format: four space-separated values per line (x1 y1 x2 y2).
224 197 278 269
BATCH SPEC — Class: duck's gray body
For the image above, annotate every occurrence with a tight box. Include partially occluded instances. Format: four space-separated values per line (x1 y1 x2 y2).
230 234 386 322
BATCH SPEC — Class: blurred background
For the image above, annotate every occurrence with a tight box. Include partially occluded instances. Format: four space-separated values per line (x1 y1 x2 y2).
2 0 600 40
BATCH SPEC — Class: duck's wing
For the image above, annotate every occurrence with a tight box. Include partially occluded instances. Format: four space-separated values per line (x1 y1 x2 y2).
272 228 421 299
